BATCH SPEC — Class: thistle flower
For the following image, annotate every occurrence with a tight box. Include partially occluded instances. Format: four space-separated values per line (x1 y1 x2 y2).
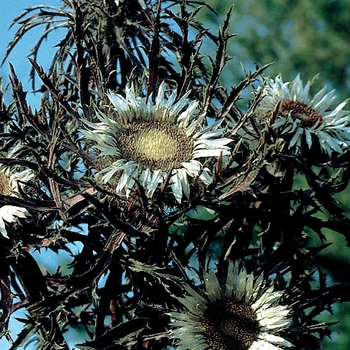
81 82 232 203
258 74 350 157
0 166 33 239
169 262 293 350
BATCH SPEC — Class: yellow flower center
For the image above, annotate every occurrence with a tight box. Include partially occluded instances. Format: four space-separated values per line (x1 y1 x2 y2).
282 100 323 128
117 121 193 170
133 129 179 161
201 299 259 350
0 171 12 196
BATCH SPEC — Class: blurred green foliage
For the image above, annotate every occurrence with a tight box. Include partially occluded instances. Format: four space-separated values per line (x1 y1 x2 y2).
200 0 350 100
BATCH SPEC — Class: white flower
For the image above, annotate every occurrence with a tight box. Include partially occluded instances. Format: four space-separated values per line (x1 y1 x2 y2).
81 82 232 203
258 74 350 157
114 0 146 8
169 262 293 350
0 166 33 238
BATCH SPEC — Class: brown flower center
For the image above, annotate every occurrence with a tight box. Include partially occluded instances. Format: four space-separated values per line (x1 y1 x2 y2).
117 121 193 170
0 171 12 196
282 100 323 128
201 299 259 350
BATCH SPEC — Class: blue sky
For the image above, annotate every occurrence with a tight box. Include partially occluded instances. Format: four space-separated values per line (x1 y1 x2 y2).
1 0 61 105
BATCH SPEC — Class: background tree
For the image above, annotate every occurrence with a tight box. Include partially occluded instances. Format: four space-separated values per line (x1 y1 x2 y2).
200 0 350 100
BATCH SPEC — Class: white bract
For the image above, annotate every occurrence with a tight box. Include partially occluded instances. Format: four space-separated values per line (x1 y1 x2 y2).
259 74 350 157
0 167 33 239
169 262 293 350
81 82 231 203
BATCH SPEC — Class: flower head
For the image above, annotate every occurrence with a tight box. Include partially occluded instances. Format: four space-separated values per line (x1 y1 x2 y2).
81 82 231 203
258 74 350 157
0 166 33 238
169 262 293 350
